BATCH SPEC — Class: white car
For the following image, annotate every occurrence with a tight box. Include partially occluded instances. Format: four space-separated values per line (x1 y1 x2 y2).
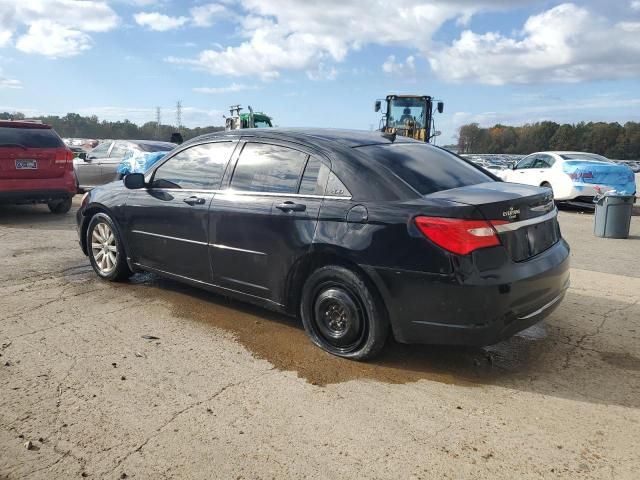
502 151 636 201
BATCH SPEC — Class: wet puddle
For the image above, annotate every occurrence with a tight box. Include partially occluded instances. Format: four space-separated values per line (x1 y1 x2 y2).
127 273 548 387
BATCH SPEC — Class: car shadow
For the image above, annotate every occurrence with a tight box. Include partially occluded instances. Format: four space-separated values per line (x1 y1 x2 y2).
0 202 78 230
124 272 640 410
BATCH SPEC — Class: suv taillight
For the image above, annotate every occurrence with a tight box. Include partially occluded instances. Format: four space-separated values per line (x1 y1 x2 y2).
55 148 74 167
414 216 508 255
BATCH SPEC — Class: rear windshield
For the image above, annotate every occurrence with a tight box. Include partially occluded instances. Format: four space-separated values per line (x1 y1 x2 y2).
360 143 493 195
559 153 608 162
0 127 63 148
136 143 175 152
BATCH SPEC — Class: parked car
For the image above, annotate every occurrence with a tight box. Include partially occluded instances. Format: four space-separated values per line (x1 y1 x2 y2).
74 139 175 191
0 120 76 213
76 129 570 359
502 151 636 202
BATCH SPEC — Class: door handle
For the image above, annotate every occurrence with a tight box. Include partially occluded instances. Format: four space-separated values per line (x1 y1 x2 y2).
183 196 206 206
275 201 306 212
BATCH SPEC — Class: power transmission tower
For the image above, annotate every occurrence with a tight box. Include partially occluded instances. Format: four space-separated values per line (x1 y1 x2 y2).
155 106 162 139
176 101 183 133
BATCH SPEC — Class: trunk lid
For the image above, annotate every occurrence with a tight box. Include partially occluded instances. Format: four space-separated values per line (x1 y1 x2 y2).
0 125 67 180
427 182 560 261
0 146 66 179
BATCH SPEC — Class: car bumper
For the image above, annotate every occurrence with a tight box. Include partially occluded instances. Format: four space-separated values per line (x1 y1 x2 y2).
363 239 570 346
0 174 76 204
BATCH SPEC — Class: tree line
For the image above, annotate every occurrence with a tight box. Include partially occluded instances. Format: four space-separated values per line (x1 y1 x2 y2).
457 121 640 159
0 112 224 142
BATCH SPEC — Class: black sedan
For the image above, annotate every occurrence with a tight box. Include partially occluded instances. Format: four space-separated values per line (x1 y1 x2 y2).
76 129 570 359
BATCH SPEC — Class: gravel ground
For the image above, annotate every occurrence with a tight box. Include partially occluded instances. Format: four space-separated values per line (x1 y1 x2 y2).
1 199 639 479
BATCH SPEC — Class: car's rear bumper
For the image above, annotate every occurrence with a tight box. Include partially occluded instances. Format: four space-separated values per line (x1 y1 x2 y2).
0 174 76 204
363 238 570 346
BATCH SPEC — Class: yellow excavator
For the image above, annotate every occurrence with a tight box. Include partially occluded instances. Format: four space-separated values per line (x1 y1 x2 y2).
375 94 443 143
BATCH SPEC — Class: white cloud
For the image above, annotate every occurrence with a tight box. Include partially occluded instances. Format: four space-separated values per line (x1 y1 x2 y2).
166 0 486 79
0 71 21 89
429 3 640 84
382 55 416 75
631 1 640 11
190 3 233 27
193 83 256 94
306 63 338 81
16 21 92 58
134 12 189 31
0 0 118 57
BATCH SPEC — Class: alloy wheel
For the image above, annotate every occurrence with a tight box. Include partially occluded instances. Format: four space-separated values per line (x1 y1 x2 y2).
90 222 118 275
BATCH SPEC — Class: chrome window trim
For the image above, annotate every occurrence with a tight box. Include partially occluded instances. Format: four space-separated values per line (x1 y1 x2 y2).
142 187 352 201
493 208 557 233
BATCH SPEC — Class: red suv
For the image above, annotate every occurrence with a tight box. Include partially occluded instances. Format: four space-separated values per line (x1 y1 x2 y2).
0 120 76 213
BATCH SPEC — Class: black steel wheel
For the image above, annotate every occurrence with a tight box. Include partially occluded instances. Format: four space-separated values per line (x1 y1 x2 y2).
301 265 388 360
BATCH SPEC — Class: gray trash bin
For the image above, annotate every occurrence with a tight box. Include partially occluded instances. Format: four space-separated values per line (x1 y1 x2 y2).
594 194 635 238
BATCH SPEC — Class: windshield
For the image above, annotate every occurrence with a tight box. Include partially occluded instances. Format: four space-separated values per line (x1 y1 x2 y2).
560 153 609 162
254 120 272 128
0 127 63 148
388 98 426 128
360 143 493 195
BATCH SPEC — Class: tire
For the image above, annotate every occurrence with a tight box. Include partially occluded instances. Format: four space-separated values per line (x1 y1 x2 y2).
48 197 72 214
300 265 389 360
86 212 132 281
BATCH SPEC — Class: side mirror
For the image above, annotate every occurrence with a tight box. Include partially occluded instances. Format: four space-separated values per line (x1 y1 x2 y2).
433 130 441 137
124 173 145 189
78 152 87 160
437 101 444 114
374 100 381 112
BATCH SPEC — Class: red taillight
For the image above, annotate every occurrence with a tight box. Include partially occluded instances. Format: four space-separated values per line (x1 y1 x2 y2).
414 216 508 255
55 148 74 167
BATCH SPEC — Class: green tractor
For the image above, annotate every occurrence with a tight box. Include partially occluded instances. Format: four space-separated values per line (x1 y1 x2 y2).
224 105 273 131
375 94 443 143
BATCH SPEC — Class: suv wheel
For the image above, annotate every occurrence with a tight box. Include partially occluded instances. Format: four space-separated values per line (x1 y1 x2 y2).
87 213 132 281
48 198 72 214
300 265 389 360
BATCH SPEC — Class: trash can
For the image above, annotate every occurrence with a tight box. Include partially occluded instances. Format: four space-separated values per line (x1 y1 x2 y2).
594 194 635 238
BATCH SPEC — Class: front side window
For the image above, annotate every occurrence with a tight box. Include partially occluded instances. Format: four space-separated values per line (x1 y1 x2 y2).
230 143 308 193
514 155 535 170
152 141 235 189
109 142 129 158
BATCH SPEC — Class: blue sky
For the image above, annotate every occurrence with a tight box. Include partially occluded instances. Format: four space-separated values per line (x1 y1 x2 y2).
1 0 640 143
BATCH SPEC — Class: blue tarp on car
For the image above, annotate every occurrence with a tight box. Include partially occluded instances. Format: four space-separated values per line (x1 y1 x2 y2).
117 151 167 176
562 160 636 195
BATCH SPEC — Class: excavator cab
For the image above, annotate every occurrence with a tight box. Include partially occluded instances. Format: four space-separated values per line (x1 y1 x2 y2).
375 95 443 142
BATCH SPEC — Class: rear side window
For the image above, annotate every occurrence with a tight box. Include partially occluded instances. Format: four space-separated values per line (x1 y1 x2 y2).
152 142 235 189
298 157 329 195
0 127 63 148
360 143 492 195
231 143 308 193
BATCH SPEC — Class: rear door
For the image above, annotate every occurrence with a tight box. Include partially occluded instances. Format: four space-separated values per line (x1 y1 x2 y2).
77 141 111 188
99 141 129 184
125 140 237 281
209 140 325 305
0 126 66 182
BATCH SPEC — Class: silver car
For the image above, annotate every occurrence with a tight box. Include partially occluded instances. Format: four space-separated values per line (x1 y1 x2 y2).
74 140 175 191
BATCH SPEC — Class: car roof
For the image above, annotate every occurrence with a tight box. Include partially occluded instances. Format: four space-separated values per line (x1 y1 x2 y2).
531 151 607 156
187 128 422 149
0 120 51 129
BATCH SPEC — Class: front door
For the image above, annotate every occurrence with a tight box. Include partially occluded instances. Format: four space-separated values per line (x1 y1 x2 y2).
125 140 237 281
209 141 326 305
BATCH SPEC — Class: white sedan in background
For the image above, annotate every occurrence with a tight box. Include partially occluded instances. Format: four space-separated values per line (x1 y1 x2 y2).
501 151 637 201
